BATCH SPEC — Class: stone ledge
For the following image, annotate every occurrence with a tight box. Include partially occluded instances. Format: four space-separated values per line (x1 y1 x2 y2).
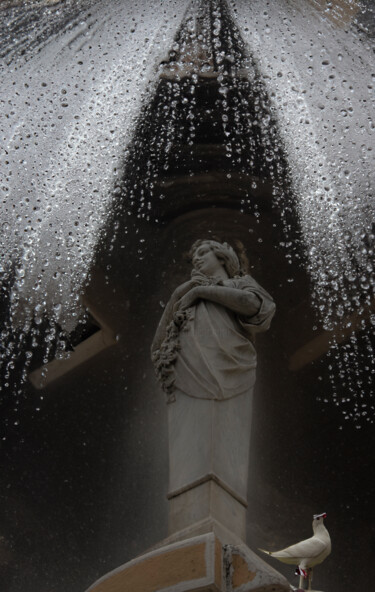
85 533 292 592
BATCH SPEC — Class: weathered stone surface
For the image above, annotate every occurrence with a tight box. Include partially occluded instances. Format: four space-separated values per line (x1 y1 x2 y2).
86 534 222 592
223 543 292 592
85 533 291 592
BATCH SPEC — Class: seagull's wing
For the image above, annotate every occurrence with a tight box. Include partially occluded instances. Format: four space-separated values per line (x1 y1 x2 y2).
271 535 327 561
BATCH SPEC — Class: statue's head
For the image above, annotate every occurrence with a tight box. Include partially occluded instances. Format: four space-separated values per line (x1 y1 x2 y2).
190 239 241 278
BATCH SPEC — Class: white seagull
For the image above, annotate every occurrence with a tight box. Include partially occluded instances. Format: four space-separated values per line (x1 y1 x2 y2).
259 512 331 590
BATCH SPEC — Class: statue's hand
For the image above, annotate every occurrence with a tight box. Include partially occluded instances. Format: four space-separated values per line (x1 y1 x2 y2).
173 280 196 299
191 269 225 287
174 286 201 312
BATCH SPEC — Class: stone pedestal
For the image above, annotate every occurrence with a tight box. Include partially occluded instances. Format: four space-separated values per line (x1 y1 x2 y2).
168 391 252 541
168 476 247 542
85 532 292 592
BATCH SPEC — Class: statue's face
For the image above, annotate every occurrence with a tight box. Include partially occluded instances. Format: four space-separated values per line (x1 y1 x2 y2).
192 243 224 277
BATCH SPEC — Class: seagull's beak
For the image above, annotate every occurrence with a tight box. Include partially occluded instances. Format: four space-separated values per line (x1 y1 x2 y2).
313 512 327 519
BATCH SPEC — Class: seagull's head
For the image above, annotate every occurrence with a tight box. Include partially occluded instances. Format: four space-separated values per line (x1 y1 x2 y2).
312 512 327 530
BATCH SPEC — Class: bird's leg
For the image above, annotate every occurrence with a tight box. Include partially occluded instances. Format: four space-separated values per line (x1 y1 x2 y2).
295 566 308 589
299 572 304 589
307 568 313 591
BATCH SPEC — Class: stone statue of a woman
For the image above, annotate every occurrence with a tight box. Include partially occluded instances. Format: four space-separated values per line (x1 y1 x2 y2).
152 239 275 541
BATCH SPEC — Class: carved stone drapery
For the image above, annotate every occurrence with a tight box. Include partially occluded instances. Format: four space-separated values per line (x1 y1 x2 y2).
152 240 275 541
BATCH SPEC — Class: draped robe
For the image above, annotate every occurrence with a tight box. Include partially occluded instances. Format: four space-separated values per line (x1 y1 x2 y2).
155 275 275 402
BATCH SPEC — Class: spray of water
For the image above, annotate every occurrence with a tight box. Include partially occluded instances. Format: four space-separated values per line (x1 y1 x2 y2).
1 0 191 328
1 0 374 426
0 0 190 419
228 0 375 423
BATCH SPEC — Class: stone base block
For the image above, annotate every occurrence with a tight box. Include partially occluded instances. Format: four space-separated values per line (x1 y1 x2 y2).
168 477 247 541
85 533 292 592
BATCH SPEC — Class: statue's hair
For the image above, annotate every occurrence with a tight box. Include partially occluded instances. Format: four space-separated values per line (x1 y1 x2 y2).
190 239 241 278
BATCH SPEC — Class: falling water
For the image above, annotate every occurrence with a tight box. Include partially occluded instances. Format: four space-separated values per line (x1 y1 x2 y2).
1 0 374 426
1 0 191 327
0 0 191 417
228 0 375 423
